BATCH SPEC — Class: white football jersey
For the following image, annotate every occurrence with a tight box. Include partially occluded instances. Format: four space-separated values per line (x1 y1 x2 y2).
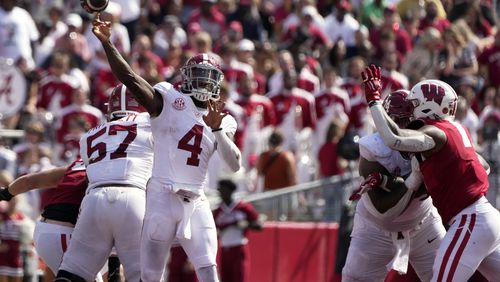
357 133 433 231
80 113 154 190
151 82 237 191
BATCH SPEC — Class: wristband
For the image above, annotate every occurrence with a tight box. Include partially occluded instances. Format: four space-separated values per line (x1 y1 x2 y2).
368 100 381 107
0 187 14 201
211 128 223 132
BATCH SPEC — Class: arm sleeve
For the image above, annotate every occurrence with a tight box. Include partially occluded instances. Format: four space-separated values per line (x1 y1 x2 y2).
370 103 436 152
215 115 241 172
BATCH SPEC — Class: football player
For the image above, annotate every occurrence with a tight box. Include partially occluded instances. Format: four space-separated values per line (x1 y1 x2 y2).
55 85 153 282
343 90 446 281
92 14 241 282
362 64 500 281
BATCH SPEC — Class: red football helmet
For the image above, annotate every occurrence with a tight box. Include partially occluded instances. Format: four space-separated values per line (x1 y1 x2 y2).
180 53 224 102
107 84 146 120
383 89 414 128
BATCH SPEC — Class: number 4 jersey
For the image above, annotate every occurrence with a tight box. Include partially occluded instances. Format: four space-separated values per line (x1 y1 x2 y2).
79 113 154 190
151 82 237 190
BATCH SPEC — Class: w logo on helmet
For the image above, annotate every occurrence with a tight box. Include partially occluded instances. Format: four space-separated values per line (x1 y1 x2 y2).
420 84 445 105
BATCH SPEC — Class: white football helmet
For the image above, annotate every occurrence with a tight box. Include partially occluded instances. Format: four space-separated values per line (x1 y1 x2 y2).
408 79 458 120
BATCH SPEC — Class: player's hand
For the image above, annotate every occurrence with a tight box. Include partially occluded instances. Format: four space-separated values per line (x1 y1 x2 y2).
361 64 382 105
92 14 112 43
349 172 389 201
203 100 227 131
0 187 14 202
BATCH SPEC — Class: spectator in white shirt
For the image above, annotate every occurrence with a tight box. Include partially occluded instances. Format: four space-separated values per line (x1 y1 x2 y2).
0 0 40 70
324 0 360 53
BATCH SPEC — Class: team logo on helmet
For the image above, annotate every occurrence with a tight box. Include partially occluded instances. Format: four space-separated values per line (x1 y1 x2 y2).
172 97 186 111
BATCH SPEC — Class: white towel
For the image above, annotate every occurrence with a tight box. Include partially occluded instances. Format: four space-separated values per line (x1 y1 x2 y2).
175 197 196 240
386 230 411 275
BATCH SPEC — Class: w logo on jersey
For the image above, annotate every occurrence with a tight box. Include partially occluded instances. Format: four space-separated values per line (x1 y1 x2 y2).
420 84 445 106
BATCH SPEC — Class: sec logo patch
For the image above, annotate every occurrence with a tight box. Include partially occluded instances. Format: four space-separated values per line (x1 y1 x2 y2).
172 98 186 110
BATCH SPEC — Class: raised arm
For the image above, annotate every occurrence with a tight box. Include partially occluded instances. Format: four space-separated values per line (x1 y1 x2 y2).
362 65 437 152
92 15 163 117
0 167 67 201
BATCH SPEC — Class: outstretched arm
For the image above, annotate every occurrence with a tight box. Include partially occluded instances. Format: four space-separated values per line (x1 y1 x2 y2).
362 65 436 152
92 15 163 117
0 167 66 200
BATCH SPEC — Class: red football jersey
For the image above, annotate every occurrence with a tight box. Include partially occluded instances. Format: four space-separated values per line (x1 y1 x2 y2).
270 89 317 129
41 158 88 209
419 119 489 223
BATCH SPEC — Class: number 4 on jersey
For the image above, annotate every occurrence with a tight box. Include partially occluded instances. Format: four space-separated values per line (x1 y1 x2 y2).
178 125 204 166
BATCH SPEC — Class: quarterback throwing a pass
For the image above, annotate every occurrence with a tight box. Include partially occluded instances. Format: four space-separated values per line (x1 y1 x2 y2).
92 13 241 282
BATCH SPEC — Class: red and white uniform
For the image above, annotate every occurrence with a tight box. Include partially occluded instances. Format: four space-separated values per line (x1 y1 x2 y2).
381 70 409 99
36 74 76 114
213 201 259 282
0 212 29 277
417 119 500 282
270 88 317 130
234 94 276 152
341 79 368 135
59 113 153 282
55 104 104 144
342 133 446 282
140 82 237 281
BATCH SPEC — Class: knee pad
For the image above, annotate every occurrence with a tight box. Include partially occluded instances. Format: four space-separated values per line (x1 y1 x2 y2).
55 270 86 282
196 265 219 282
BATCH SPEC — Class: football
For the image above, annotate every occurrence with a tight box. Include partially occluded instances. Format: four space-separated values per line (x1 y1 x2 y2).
81 0 109 13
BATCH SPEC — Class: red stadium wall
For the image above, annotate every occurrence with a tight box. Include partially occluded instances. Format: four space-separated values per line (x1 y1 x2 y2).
245 222 339 282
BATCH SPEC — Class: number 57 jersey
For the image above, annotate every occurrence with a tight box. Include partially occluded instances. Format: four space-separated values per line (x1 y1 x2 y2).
151 82 237 189
79 113 154 190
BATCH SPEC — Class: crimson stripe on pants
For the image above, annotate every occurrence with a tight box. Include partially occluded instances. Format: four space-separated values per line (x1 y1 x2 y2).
446 214 476 282
437 214 467 282
61 234 68 252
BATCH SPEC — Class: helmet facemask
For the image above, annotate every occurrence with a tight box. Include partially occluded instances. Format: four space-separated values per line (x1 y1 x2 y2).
181 64 224 102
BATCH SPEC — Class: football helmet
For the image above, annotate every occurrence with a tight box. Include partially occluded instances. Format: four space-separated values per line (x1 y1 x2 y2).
180 53 224 102
408 79 458 120
107 84 146 120
383 89 414 128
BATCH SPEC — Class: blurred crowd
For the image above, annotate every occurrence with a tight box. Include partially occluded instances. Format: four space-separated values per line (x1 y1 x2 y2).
1 0 500 280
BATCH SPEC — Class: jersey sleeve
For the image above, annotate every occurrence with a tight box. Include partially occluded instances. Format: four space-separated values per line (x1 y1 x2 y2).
152 81 175 118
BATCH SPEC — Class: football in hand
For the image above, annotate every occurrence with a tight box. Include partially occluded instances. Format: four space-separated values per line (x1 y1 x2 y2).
81 0 109 13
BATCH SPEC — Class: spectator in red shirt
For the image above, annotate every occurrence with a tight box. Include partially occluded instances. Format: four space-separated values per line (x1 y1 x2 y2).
478 30 500 89
282 6 330 58
317 121 347 178
187 0 226 40
369 6 412 63
418 0 451 33
130 33 165 79
36 52 77 114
